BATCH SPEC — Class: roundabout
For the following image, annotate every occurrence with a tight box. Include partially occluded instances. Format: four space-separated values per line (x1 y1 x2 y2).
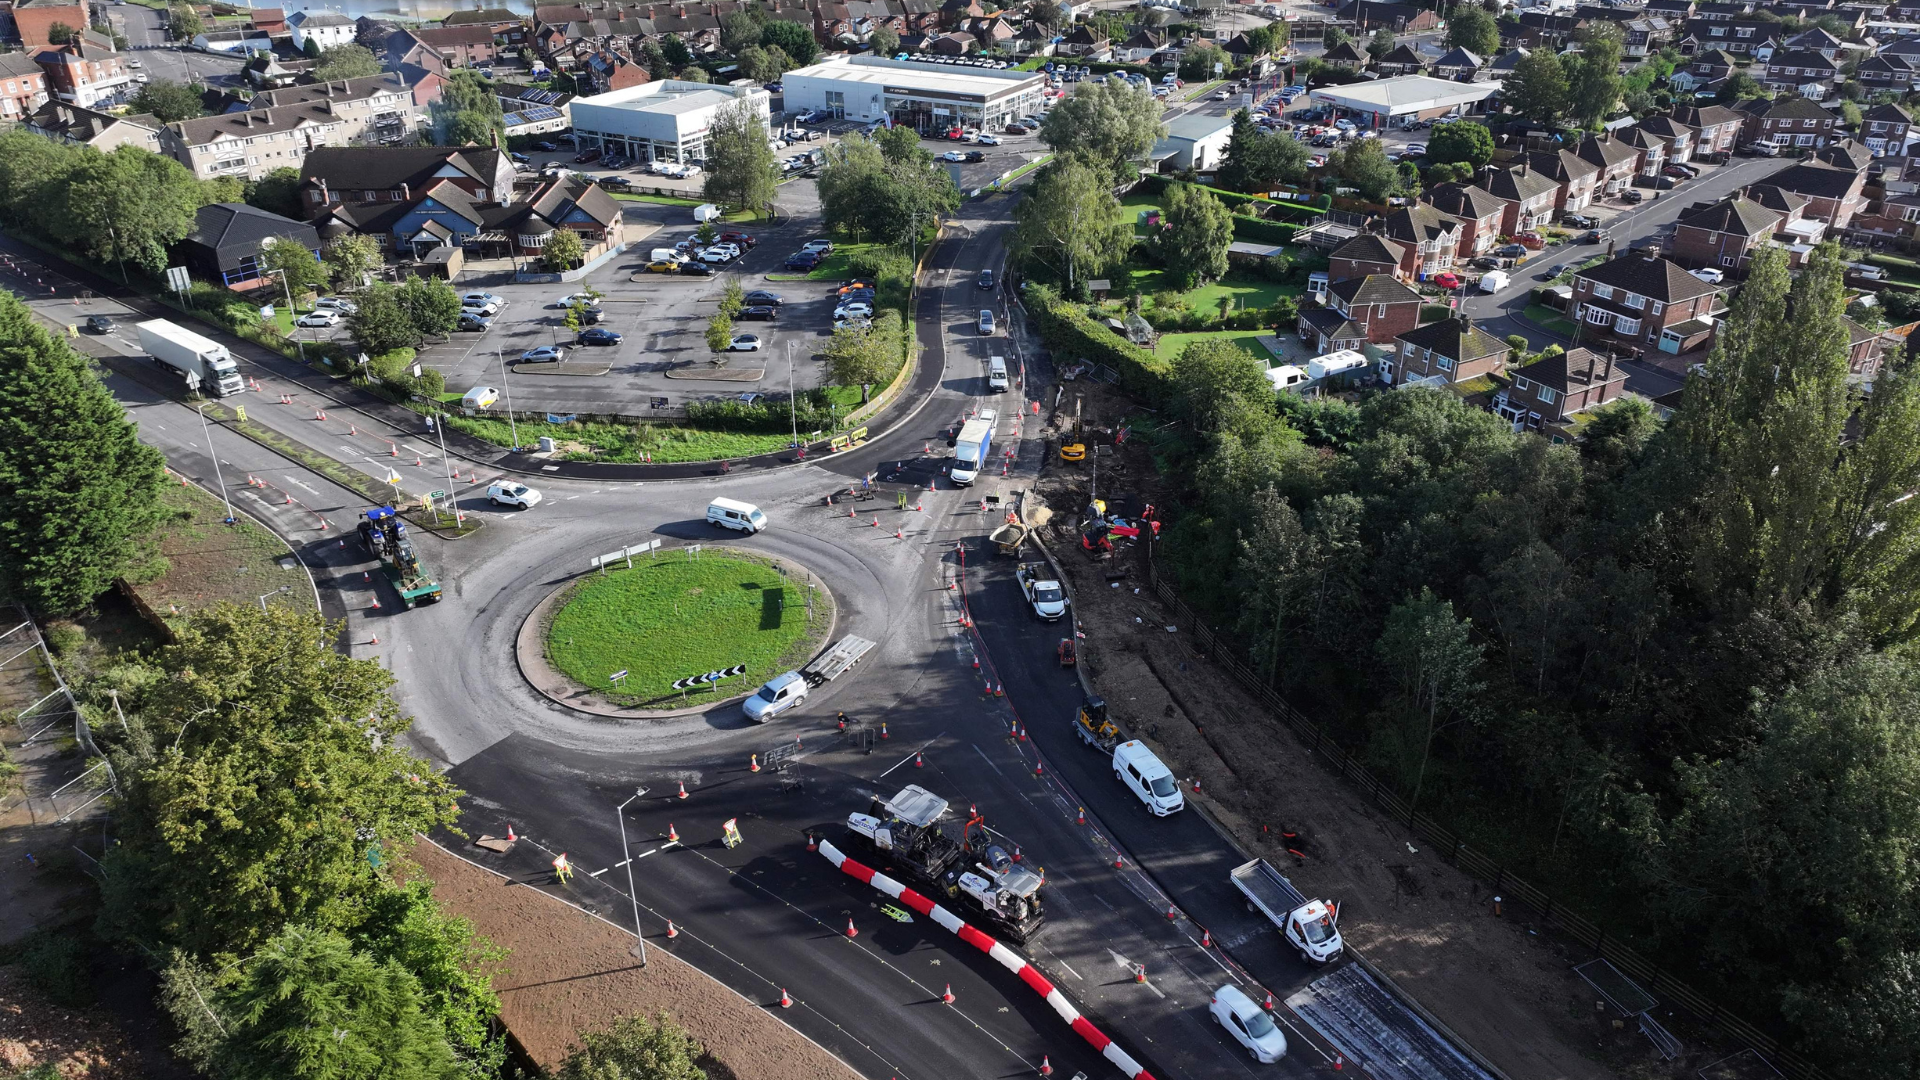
528 547 836 713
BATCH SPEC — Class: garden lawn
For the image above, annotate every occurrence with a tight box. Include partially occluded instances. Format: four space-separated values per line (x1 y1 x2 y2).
1118 193 1163 235
1523 304 1579 338
1152 329 1280 362
126 480 317 619
545 552 830 704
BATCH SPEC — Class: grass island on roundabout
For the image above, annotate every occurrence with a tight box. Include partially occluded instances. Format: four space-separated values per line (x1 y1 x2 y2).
542 548 835 710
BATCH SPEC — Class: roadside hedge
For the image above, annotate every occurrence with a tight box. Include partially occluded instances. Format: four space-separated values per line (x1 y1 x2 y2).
1023 283 1170 398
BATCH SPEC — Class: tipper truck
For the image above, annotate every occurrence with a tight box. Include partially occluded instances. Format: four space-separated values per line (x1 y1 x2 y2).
136 319 245 397
845 784 1045 941
1230 857 1343 964
357 507 442 607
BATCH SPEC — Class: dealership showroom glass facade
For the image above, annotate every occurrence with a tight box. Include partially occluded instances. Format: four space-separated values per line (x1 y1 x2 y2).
569 81 773 164
782 56 1047 133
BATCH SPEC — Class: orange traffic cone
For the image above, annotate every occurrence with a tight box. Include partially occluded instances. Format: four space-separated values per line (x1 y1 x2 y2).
507 826 517 841
677 781 689 800
1076 806 1086 825
845 918 858 938
806 832 817 851
941 983 955 1004
1038 1056 1053 1077
914 751 924 768
750 753 760 772
1201 928 1212 947
667 823 680 843
880 722 888 739
666 921 679 939
780 988 793 1008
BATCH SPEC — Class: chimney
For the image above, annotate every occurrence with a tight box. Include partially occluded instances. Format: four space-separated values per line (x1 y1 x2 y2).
402 182 411 200
320 178 330 203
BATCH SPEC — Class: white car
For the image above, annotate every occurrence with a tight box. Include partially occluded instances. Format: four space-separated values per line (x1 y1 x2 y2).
834 301 874 320
743 670 808 722
554 292 602 308
978 134 1001 146
727 334 762 351
834 316 872 331
313 296 357 313
462 291 505 308
940 150 967 162
295 310 339 328
700 248 736 264
1405 143 1427 155
1689 267 1725 284
1209 985 1287 1063
462 299 501 318
486 481 541 509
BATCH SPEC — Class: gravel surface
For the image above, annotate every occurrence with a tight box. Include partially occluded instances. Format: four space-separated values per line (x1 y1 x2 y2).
412 838 863 1080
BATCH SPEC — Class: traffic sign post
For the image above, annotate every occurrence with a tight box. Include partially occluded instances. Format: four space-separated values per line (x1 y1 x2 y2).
609 670 629 689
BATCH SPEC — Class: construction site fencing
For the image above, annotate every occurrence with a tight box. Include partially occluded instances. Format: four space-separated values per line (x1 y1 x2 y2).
1142 550 1830 1080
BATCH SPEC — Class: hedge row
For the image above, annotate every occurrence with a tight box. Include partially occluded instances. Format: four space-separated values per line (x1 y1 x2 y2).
1232 216 1297 244
1023 284 1170 398
1140 174 1329 219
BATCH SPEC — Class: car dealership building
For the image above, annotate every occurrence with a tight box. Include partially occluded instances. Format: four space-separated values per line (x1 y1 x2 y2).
781 56 1049 134
569 80 772 165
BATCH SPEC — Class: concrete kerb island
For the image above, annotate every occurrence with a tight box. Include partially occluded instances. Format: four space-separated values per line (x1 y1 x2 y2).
513 545 839 719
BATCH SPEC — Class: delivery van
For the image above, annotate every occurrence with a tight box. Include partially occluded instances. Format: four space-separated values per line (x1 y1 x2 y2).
987 356 1009 392
1114 740 1184 815
707 497 767 533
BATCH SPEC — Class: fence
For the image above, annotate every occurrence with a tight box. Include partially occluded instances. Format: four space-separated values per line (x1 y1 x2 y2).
0 609 116 827
1141 549 1831 1080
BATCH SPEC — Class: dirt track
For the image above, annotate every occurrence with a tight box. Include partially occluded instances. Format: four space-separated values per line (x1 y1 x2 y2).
413 840 863 1080
1030 385 1627 1080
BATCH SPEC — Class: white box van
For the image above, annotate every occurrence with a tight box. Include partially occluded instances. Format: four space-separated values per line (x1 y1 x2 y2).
1114 740 1183 815
650 247 686 263
987 356 1009 392
694 203 724 223
707 497 766 533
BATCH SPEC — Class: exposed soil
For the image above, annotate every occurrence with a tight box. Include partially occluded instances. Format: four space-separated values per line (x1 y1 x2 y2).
411 839 862 1080
0 966 144 1080
1029 380 1715 1080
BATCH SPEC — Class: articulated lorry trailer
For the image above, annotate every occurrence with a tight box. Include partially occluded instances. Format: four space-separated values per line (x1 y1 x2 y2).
844 784 1044 941
136 319 245 397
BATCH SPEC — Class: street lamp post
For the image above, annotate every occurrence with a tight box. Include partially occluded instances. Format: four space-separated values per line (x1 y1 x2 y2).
786 340 798 450
263 263 307 362
616 787 650 965
432 413 460 523
197 402 237 524
496 349 520 450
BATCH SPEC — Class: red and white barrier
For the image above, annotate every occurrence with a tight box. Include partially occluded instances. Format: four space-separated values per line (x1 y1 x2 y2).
817 840 1157 1080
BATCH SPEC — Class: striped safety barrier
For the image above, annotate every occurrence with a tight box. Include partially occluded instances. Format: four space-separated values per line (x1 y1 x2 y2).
817 840 1157 1080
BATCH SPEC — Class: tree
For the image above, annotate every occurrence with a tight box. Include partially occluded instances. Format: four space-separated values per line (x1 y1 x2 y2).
702 100 779 215
721 10 762 53
130 79 205 122
0 293 167 616
198 174 245 206
1840 98 1864 128
52 145 202 275
45 21 76 43
675 67 709 83
1179 41 1227 82
1171 337 1273 438
262 236 328 299
869 24 899 56
1330 136 1400 202
324 234 382 289
542 227 585 272
430 70 504 147
347 282 420 356
1217 108 1310 193
396 274 462 341
661 34 693 68
312 43 382 81
1038 77 1167 181
823 323 894 394
638 41 670 78
1445 7 1500 56
1155 181 1232 287
1722 68 1765 101
0 130 70 230
816 131 958 244
1427 120 1494 170
246 166 304 219
352 882 507 1076
1322 25 1349 50
1563 24 1624 128
1503 48 1568 123
167 3 203 40
737 44 790 83
1374 588 1484 819
303 34 323 58
1367 27 1396 59
759 19 818 66
97 605 463 955
211 925 461 1080
558 1012 706 1080
1007 157 1130 294
706 312 734 353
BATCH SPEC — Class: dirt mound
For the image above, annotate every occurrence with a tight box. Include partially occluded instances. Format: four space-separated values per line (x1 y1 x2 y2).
0 966 144 1080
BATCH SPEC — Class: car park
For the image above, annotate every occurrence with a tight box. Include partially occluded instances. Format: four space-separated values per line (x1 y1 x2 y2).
1689 267 1725 284
314 296 357 313
521 345 567 363
1209 985 1287 1063
739 305 778 321
744 290 783 305
457 312 493 331
463 292 505 308
486 481 541 509
577 327 623 345
727 334 762 351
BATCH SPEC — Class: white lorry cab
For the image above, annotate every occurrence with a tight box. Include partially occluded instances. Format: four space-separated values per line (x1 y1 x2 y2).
1113 740 1184 815
708 498 767 533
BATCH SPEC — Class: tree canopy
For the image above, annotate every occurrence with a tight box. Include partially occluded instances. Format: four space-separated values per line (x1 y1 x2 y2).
701 100 779 214
1154 181 1232 287
1445 7 1500 56
759 19 817 65
312 43 382 80
430 70 504 147
1007 156 1131 295
1426 120 1494 170
1503 49 1568 124
130 79 205 122
816 130 958 244
1038 78 1167 182
1217 109 1311 194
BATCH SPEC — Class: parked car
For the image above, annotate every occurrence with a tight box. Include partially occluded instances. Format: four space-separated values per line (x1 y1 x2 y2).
1433 271 1461 290
1849 262 1890 281
1514 231 1545 249
1689 267 1725 284
964 150 986 163
1404 143 1427 156
1561 213 1596 229
744 290 783 305
521 345 568 363
940 150 967 162
1663 164 1696 179
785 253 820 270
801 239 834 254
726 334 762 351
739 305 778 321
834 316 872 331
1621 189 1645 203
573 149 600 163
646 259 680 273
834 301 875 320
554 292 602 309
508 151 530 164
720 231 757 248
1493 243 1528 259
679 261 715 276
313 296 357 313
577 328 623 345
457 312 493 332
978 134 1001 146
1740 141 1781 157
462 299 500 318
532 141 557 152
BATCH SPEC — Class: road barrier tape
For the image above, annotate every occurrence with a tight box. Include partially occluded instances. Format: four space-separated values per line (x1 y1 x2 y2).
817 840 1156 1080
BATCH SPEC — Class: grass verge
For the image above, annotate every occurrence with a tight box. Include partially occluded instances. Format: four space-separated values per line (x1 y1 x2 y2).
1523 304 1579 338
444 415 800 463
612 194 758 223
127 479 318 619
545 550 832 706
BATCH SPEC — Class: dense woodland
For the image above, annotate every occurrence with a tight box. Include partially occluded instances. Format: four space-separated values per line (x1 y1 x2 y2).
1148 243 1920 1076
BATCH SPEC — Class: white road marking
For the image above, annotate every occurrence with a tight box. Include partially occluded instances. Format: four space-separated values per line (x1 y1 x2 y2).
971 743 1006 778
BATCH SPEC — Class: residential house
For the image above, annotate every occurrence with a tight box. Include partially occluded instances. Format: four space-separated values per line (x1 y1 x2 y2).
1523 146 1602 214
1516 12 1585 48
1620 125 1670 177
1859 53 1919 91
1486 47 1529 81
1760 49 1840 97
0 52 49 123
248 73 421 139
1684 47 1739 82
1635 113 1697 166
1744 182 1826 253
1781 25 1843 58
24 99 160 150
1670 103 1745 154
1578 130 1641 197
193 28 274 55
1862 103 1915 156
442 7 528 45
288 11 357 52
388 25 499 70
1374 43 1426 77
1380 202 1463 278
249 7 288 35
1322 40 1369 70
391 62 449 110
1670 193 1781 272
1571 251 1724 352
1736 95 1841 148
8 0 86 48
1389 316 1509 390
1335 1 1439 30
1646 0 1696 17
32 32 133 109
1328 233 1409 282
1299 274 1425 351
299 145 516 216
173 203 322 291
1695 0 1754 17
1058 24 1109 58
1838 317 1909 381
1118 29 1164 63
1680 17 1779 56
1482 161 1560 232
1624 16 1675 55
1755 152 1869 227
1426 182 1509 256
1496 347 1630 437
1431 47 1482 81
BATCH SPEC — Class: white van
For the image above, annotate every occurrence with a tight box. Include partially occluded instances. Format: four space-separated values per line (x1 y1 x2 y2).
743 670 808 722
1113 740 1184 815
693 203 724 223
707 497 767 533
987 356 1009 392
649 247 686 263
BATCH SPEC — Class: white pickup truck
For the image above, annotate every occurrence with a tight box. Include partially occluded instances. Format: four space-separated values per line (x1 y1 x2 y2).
1015 563 1068 622
1231 858 1343 964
